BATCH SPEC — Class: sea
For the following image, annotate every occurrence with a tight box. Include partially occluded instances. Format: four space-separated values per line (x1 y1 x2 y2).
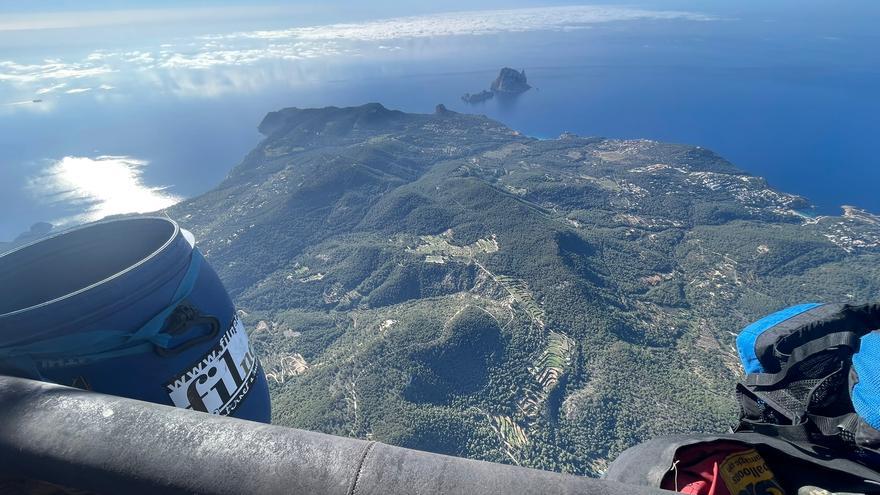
1 2 878 240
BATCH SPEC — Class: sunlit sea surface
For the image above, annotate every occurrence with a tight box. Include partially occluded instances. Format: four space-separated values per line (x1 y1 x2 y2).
1 5 878 239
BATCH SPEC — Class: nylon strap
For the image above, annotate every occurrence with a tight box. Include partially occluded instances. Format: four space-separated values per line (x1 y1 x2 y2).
745 331 860 387
736 381 803 422
809 413 859 439
0 248 203 375
741 414 857 447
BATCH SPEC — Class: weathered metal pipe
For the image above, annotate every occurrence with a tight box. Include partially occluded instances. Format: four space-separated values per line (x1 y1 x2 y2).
0 375 671 494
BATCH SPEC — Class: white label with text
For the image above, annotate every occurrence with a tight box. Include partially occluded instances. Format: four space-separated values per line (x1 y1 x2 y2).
166 315 258 415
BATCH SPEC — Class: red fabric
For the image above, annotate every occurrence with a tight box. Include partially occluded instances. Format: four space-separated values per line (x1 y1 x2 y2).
662 442 736 495
660 441 786 495
680 461 721 495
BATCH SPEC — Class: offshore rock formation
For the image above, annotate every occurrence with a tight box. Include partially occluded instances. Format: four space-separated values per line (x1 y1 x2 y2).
462 67 531 104
0 222 53 253
490 67 531 95
461 90 494 104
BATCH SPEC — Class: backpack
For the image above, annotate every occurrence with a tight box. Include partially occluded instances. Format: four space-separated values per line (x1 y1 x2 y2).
734 302 880 468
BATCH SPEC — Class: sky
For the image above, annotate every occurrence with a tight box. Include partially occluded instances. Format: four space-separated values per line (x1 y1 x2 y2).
2 0 875 37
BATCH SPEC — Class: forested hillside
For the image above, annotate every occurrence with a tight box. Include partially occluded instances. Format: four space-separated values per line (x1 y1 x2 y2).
169 103 880 475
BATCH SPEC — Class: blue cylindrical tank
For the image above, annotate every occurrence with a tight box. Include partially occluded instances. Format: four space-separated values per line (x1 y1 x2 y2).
0 217 271 423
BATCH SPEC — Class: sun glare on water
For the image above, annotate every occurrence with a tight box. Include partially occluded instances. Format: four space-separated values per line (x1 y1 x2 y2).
30 155 181 225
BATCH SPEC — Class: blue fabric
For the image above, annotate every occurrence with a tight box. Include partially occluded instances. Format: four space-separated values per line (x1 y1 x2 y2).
736 303 822 374
0 248 203 366
853 332 880 430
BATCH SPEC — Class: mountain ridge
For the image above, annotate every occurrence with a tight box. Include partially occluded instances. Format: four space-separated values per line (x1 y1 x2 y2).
169 103 880 475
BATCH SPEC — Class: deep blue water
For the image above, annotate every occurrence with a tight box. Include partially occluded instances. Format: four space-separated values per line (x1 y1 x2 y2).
1 3 878 239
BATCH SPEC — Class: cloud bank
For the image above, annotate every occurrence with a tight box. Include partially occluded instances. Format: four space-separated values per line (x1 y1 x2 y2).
0 5 717 99
206 6 715 42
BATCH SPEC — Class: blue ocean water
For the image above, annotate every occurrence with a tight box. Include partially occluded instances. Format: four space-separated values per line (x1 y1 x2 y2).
1 3 878 239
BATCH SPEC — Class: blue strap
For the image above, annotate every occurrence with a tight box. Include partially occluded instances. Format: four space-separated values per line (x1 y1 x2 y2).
735 302 822 374
0 248 203 370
